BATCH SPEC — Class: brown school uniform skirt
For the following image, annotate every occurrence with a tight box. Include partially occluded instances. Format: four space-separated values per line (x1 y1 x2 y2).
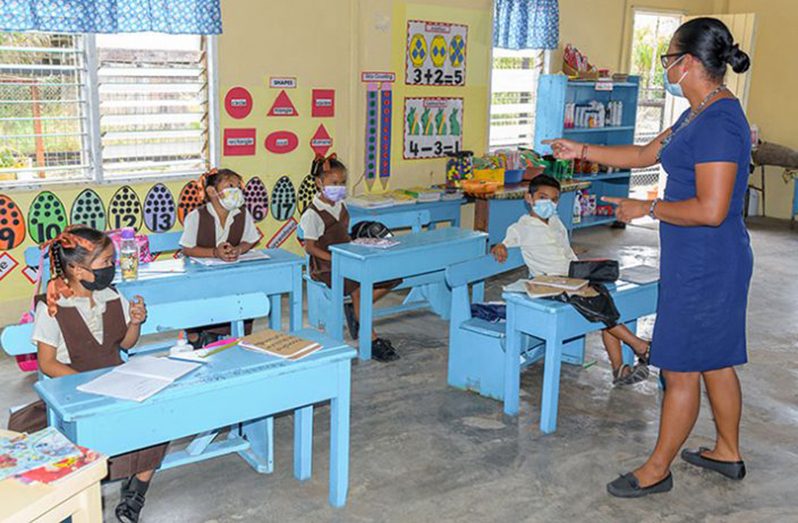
9 400 167 481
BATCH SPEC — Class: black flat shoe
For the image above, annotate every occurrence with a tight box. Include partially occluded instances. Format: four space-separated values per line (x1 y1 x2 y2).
371 338 400 362
681 447 746 480
607 472 673 498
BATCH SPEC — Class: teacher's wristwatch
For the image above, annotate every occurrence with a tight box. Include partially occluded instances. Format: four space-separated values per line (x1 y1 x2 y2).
648 198 661 219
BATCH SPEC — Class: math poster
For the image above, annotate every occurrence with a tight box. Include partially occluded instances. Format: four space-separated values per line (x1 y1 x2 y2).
405 20 467 86
403 97 463 159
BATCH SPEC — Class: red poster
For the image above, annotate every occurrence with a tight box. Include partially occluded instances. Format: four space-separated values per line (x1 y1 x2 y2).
312 89 335 117
224 87 253 119
223 128 257 156
310 125 333 156
267 91 298 117
264 131 299 154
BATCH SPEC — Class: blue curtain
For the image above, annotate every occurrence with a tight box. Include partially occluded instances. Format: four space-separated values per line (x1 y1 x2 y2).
494 0 559 50
0 0 222 34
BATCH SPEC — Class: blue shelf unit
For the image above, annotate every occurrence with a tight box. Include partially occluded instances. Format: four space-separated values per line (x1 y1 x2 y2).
534 75 640 230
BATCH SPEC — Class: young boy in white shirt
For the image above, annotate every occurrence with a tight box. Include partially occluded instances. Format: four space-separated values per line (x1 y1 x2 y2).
491 175 650 385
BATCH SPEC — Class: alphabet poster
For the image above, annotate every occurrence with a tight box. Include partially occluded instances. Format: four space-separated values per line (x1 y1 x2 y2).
403 97 463 159
406 20 467 86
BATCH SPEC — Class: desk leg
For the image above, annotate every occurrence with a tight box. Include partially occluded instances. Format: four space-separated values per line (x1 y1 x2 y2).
329 362 351 507
358 279 374 360
294 406 313 481
291 266 303 331
239 416 274 474
269 294 282 330
503 304 522 416
540 320 564 434
330 256 345 341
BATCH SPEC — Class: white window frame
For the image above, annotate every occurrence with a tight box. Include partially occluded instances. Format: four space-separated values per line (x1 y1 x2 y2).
486 47 550 152
0 32 219 191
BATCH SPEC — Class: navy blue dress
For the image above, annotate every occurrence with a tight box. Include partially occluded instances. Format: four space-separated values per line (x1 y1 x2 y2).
650 98 754 372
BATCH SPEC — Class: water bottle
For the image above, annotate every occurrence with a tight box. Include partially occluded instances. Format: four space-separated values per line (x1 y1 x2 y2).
119 227 139 281
572 193 582 225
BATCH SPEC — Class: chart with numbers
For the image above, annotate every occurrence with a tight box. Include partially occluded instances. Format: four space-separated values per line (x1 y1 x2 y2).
403 97 463 159
405 20 467 86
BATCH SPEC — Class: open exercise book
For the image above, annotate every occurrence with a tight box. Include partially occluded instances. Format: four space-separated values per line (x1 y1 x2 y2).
77 356 200 402
239 329 322 361
190 250 270 266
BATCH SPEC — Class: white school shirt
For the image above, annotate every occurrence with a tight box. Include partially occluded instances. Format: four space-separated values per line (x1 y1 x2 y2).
501 214 578 276
299 195 346 241
32 288 132 364
179 204 260 248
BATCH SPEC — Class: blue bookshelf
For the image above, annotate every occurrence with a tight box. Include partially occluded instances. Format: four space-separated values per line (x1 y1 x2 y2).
534 75 640 230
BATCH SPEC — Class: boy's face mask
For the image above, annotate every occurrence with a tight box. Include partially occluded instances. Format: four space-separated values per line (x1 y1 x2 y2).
218 187 245 211
533 198 557 220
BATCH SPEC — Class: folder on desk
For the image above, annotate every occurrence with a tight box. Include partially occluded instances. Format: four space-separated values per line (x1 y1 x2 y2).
239 329 321 361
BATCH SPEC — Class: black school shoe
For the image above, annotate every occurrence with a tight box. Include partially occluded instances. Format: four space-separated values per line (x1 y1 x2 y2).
344 303 359 340
115 476 150 523
371 338 400 362
681 447 746 480
606 472 673 498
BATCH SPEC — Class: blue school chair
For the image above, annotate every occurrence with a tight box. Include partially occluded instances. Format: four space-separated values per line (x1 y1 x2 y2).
444 249 589 400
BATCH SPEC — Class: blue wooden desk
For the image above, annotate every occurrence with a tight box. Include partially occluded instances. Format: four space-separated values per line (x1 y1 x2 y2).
34 329 356 507
120 249 304 332
503 281 658 433
329 228 487 360
348 198 465 229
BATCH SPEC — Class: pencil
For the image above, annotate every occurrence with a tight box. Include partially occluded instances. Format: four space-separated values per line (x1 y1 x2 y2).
201 339 240 358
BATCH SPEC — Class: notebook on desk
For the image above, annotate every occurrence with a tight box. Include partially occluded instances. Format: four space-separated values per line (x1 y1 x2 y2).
77 356 200 402
190 250 270 266
239 329 321 361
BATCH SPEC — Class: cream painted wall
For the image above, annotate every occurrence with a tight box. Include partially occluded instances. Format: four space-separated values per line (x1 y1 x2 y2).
727 0 797 219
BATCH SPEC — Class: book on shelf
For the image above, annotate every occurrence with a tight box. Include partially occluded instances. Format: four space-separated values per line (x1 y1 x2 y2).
239 329 322 361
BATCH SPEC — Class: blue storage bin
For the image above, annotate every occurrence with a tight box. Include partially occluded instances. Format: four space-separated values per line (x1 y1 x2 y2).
504 169 524 185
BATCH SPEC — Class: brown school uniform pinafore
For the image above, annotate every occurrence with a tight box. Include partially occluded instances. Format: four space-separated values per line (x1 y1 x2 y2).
8 292 167 480
308 202 400 295
193 204 253 335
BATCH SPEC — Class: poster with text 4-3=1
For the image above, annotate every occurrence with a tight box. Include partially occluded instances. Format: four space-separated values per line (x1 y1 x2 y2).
406 20 467 86
403 97 463 159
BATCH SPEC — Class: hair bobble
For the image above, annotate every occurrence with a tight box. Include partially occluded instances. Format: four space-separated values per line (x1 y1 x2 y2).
311 153 338 177
39 227 98 316
724 43 740 63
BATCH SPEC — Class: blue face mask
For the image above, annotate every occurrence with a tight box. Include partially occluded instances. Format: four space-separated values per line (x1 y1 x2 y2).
533 199 557 220
663 54 687 98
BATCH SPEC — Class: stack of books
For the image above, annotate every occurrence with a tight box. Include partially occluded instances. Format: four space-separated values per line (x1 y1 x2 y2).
346 194 395 209
403 187 442 202
239 329 322 361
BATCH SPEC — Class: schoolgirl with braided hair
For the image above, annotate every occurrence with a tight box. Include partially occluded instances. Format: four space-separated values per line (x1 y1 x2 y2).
8 225 162 523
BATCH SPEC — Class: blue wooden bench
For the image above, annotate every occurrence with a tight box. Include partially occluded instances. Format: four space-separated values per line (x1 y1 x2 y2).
445 248 636 403
300 209 456 329
1 294 277 472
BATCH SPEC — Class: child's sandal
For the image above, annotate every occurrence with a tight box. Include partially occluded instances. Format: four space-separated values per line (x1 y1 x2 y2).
612 364 632 386
638 342 651 365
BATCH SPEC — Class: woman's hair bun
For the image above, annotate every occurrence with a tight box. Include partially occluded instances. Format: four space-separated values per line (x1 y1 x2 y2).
725 43 750 74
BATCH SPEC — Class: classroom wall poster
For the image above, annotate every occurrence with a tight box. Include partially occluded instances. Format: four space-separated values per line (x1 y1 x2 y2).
403 97 463 159
224 87 253 119
311 89 335 117
223 128 257 156
264 131 299 154
309 125 333 156
406 20 467 86
0 253 18 282
0 194 26 251
267 217 297 249
267 91 298 117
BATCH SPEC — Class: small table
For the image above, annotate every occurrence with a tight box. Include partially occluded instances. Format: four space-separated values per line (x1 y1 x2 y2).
0 430 107 523
349 198 465 229
329 228 487 360
35 330 356 507
503 281 658 433
123 249 304 331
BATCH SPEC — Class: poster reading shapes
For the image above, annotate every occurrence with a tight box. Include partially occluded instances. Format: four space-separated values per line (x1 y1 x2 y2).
406 20 467 86
0 194 26 251
403 97 463 159
297 174 318 215
244 177 269 222
143 184 177 233
270 176 297 221
178 181 204 225
70 188 106 231
28 191 67 243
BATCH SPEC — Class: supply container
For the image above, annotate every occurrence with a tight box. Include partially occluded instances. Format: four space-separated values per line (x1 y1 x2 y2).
119 227 139 281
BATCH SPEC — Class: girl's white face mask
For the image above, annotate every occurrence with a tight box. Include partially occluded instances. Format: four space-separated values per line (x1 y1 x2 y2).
219 187 245 211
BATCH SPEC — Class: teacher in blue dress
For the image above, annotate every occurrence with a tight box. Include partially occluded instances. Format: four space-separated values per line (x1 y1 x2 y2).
545 17 753 498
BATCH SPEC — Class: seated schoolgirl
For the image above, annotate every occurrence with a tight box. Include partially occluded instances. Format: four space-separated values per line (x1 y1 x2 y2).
180 168 260 347
7 225 163 523
299 154 401 362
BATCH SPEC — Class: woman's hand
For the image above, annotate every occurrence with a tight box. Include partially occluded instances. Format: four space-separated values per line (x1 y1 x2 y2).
542 138 582 160
602 197 651 223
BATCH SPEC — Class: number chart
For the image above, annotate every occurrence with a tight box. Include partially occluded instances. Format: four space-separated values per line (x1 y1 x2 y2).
406 20 467 86
403 97 463 160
